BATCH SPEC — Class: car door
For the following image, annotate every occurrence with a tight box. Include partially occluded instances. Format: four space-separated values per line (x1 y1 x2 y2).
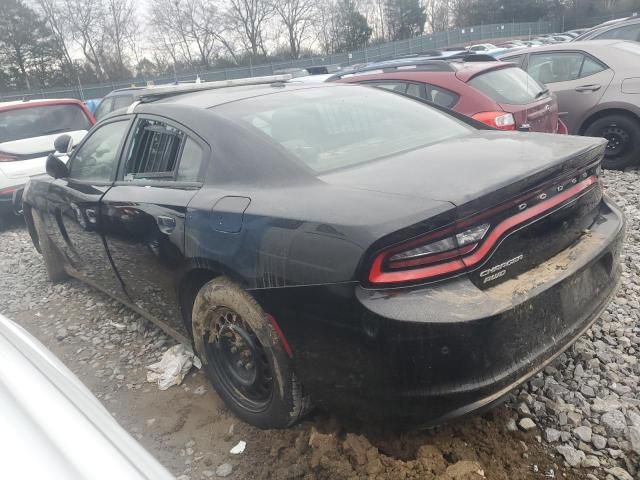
525 51 614 133
100 115 207 334
45 117 131 299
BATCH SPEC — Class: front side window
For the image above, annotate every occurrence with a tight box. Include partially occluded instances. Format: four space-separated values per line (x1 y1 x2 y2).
69 121 129 182
0 104 92 143
218 86 473 174
468 67 546 105
527 53 605 84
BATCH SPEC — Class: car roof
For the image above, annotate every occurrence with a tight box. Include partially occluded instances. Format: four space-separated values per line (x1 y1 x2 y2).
0 98 84 111
499 39 623 55
0 314 174 480
150 82 346 110
334 60 512 83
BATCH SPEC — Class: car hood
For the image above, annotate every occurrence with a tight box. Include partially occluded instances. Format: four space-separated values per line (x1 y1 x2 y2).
0 130 87 157
0 314 174 480
0 131 85 180
321 131 606 217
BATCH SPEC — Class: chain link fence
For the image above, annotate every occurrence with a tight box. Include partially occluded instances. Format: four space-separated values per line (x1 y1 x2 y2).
0 14 630 102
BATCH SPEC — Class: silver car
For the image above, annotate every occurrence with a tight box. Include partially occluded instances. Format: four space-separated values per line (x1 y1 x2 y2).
0 313 175 480
501 40 640 169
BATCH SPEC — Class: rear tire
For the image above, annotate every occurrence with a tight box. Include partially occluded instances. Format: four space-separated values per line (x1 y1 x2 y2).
32 210 68 282
191 277 310 429
584 114 640 170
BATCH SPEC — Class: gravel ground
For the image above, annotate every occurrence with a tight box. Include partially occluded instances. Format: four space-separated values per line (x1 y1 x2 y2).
0 169 638 480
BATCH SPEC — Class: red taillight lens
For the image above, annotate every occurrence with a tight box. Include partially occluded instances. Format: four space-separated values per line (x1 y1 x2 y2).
368 174 599 286
369 223 490 284
0 186 18 196
0 152 18 162
472 112 516 131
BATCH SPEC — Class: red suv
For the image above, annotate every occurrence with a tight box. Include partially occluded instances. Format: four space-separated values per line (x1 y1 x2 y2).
334 60 566 134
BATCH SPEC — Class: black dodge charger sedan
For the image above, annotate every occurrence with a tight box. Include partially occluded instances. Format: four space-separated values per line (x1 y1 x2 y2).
22 77 624 429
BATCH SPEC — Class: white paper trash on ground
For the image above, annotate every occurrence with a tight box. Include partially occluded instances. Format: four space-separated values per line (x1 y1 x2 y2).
230 441 246 455
146 344 202 390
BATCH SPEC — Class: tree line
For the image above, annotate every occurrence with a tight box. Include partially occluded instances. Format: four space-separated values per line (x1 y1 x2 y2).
0 0 638 93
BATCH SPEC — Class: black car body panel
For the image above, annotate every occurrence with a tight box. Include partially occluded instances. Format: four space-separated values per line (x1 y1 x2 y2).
22 83 624 425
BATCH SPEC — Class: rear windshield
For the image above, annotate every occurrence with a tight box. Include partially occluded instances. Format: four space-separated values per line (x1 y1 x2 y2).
94 94 135 120
0 104 91 143
216 86 473 173
468 67 547 105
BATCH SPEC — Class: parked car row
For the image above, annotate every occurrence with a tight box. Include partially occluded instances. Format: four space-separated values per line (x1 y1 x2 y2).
0 15 635 431
16 74 624 431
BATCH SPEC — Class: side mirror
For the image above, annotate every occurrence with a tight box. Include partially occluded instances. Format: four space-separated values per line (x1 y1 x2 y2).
54 134 73 154
46 154 69 179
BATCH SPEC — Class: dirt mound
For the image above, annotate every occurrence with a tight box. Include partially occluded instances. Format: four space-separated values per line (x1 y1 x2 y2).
239 408 582 480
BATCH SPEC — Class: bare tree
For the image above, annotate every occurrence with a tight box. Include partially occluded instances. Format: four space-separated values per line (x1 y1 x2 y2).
272 0 317 58
105 0 136 76
149 0 236 69
425 0 450 33
315 0 339 54
226 0 275 56
33 0 74 68
62 0 107 79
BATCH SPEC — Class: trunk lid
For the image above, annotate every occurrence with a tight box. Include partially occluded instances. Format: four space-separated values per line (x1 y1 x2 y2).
499 93 559 133
322 131 607 287
321 131 605 213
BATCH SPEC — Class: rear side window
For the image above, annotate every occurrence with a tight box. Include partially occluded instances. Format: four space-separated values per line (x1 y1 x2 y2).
124 118 204 182
125 119 183 179
0 104 91 143
468 67 546 105
593 24 640 41
426 85 458 108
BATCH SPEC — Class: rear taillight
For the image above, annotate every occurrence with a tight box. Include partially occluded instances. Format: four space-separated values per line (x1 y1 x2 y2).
0 186 18 196
370 223 490 283
0 152 18 162
472 112 516 131
368 173 600 286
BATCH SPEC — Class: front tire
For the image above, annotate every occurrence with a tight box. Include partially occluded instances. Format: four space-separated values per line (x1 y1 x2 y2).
584 114 640 170
32 210 68 282
191 277 309 429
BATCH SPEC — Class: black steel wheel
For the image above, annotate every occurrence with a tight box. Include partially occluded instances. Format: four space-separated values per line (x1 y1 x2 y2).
202 307 273 412
585 114 640 170
192 277 310 429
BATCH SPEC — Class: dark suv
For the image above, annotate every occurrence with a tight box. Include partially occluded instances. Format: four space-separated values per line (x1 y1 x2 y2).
23 78 624 429
93 87 145 121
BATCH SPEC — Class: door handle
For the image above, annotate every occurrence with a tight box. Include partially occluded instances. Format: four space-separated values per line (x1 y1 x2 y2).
574 84 601 92
156 215 176 234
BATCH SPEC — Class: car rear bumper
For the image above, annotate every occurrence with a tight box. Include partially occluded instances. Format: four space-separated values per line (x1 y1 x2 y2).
259 197 624 426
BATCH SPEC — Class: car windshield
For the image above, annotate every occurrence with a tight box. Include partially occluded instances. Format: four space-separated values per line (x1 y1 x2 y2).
468 67 547 105
0 104 91 143
217 86 473 173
